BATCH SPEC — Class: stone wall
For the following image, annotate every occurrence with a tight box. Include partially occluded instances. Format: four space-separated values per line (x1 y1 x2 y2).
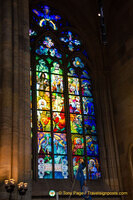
103 0 133 199
0 0 31 199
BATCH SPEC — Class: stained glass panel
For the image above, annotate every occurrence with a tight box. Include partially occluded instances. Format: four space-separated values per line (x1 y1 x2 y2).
80 70 90 79
69 95 81 114
32 6 61 30
60 31 80 51
81 79 92 97
68 77 79 95
38 157 52 179
73 57 84 68
36 72 49 91
53 112 66 132
51 75 63 93
70 114 83 134
54 133 67 154
84 116 96 134
72 134 84 155
35 37 62 58
51 62 63 75
36 59 49 72
67 68 78 77
37 91 50 110
86 136 99 156
52 93 64 112
38 132 52 154
82 97 95 115
87 157 101 180
54 155 68 179
73 156 86 178
37 111 51 131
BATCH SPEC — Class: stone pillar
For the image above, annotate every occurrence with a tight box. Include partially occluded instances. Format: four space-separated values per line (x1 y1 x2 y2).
0 0 31 199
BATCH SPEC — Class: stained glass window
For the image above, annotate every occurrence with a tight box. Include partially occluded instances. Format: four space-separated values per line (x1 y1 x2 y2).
30 4 101 180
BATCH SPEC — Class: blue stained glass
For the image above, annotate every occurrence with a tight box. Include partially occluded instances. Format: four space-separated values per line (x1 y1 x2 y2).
81 79 92 97
73 57 84 68
81 70 91 79
38 157 52 179
86 136 99 156
87 157 101 180
60 31 80 51
29 29 37 36
31 4 101 180
54 133 67 155
73 156 86 179
67 68 78 77
82 97 95 115
38 132 52 154
54 155 68 179
84 116 96 134
33 6 61 30
35 37 62 58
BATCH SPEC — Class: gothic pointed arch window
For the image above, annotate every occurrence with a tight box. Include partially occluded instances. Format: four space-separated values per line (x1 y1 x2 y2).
30 3 101 180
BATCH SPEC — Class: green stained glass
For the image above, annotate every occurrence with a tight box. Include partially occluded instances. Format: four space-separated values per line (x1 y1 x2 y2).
37 111 51 131
51 62 63 75
73 156 86 179
72 134 84 155
46 57 53 64
30 90 32 109
36 59 48 72
70 114 83 134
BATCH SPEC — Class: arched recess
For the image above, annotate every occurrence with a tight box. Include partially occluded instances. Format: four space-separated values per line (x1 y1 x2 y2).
30 2 101 183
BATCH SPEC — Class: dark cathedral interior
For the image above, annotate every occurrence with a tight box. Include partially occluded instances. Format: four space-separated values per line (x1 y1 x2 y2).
0 0 133 200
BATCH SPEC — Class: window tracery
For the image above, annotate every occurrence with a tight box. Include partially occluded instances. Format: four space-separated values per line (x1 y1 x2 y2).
30 4 101 180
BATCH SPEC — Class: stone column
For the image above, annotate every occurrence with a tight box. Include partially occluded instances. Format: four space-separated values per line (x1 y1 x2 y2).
0 0 31 199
